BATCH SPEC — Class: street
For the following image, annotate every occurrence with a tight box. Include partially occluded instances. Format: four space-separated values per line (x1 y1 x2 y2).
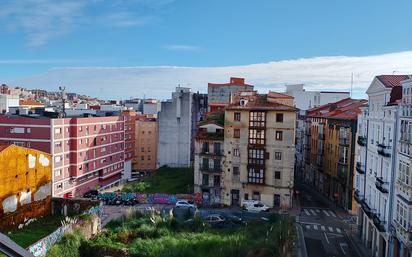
296 183 358 257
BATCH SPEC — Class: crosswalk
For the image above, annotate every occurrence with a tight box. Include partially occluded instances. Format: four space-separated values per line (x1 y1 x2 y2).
302 208 337 217
303 224 343 234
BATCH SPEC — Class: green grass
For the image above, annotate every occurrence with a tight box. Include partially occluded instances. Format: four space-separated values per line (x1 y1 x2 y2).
123 167 194 194
8 215 64 248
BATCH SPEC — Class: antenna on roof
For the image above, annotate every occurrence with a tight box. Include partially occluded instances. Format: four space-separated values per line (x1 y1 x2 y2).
350 73 353 98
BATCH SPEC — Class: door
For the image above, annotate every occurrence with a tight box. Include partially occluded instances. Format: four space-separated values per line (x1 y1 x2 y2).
274 194 281 207
231 189 240 206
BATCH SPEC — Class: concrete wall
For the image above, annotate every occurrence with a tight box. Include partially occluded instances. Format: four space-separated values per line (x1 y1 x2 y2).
208 85 253 105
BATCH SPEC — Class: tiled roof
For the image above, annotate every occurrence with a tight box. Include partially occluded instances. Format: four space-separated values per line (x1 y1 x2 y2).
19 99 43 106
268 91 293 99
208 77 253 87
377 75 411 88
227 93 298 111
208 102 226 106
306 98 367 120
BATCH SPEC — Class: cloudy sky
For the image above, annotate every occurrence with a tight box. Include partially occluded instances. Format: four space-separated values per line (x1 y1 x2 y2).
1 0 411 99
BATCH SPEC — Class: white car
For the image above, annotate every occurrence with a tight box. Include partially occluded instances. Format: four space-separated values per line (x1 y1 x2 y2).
175 200 197 209
204 214 226 225
242 200 270 212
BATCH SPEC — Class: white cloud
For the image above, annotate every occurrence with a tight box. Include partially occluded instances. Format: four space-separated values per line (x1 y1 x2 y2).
9 51 412 99
164 45 200 51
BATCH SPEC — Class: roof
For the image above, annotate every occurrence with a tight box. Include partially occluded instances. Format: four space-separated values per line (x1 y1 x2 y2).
306 98 368 120
227 93 298 112
19 99 43 106
376 75 411 88
268 91 293 99
208 102 226 106
0 144 10 152
208 77 253 87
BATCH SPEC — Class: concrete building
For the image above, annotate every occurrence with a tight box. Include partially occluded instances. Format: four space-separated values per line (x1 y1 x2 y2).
303 98 367 212
354 75 411 257
133 115 158 178
121 110 137 181
157 87 207 168
208 77 254 112
285 84 350 110
0 94 19 113
143 99 161 115
194 113 225 205
0 144 52 230
222 90 297 208
0 113 125 198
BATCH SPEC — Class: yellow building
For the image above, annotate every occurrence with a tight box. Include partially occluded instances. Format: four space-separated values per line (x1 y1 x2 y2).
0 144 52 231
223 90 297 208
133 115 158 175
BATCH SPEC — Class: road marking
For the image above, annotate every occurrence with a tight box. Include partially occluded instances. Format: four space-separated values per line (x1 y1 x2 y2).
316 209 321 213
323 210 330 216
324 232 330 244
306 225 311 230
314 225 318 230
321 226 326 231
329 211 337 217
340 243 348 255
304 209 311 215
310 209 317 215
328 226 333 232
336 228 342 233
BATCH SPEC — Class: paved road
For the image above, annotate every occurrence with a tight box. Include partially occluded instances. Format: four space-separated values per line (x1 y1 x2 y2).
296 183 357 257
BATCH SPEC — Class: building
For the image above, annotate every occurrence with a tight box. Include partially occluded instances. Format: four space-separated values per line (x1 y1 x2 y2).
0 113 125 198
133 115 158 178
208 77 254 112
354 75 411 257
143 99 161 115
121 110 137 181
222 90 297 208
285 84 350 110
0 94 19 113
194 112 225 205
157 87 207 168
19 99 44 109
0 144 52 231
302 98 367 212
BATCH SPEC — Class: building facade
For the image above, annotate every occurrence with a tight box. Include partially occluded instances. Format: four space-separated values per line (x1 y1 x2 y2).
133 115 158 177
222 90 296 208
122 110 136 181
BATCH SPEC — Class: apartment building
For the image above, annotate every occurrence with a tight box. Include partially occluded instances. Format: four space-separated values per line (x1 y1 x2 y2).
222 90 296 208
0 113 125 198
303 98 367 212
133 115 158 177
157 87 207 168
354 75 411 257
122 109 137 180
194 112 224 205
207 77 254 112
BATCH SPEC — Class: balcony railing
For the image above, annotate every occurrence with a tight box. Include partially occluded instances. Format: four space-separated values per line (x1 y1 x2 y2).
354 190 364 204
375 177 389 193
377 143 391 157
200 165 222 173
361 201 375 219
357 136 367 146
200 149 224 156
356 162 365 174
372 213 386 232
339 137 350 146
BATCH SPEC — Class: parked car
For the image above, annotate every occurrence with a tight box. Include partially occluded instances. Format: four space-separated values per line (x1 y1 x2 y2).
224 214 243 224
83 190 99 199
242 200 270 212
175 200 197 209
204 214 226 227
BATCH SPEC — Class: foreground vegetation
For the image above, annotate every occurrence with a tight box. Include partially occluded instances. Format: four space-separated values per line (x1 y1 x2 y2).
47 211 296 257
122 167 194 194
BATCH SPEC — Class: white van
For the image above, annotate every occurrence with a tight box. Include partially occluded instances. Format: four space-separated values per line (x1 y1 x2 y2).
241 200 270 212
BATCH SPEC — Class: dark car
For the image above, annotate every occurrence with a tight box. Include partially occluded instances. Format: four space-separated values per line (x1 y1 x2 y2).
83 190 99 199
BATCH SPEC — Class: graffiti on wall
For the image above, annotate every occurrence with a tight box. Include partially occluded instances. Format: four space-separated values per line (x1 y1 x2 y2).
98 192 202 205
28 224 70 257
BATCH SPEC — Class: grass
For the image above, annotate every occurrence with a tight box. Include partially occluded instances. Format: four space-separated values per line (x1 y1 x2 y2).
48 211 296 257
8 215 64 248
123 167 194 194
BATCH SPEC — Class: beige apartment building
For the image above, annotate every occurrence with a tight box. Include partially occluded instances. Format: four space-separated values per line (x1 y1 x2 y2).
222 90 297 208
133 115 158 175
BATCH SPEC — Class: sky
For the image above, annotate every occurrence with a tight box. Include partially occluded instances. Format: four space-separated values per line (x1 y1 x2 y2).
1 0 412 99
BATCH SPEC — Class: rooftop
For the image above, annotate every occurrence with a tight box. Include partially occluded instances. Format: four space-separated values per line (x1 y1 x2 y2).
306 98 368 120
377 75 411 88
208 77 253 87
268 91 294 99
226 91 297 111
19 99 43 106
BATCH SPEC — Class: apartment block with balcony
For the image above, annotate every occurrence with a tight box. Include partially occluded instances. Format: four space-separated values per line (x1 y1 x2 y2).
354 75 412 257
304 98 367 212
194 113 224 205
222 90 297 209
121 109 137 181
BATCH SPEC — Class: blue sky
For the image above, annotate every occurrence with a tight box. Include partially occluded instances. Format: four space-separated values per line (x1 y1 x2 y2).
1 0 412 99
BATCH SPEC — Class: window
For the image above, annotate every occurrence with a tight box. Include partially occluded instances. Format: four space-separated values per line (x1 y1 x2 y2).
275 171 281 180
234 112 241 121
213 175 220 187
234 129 240 138
233 148 240 157
202 174 209 186
55 169 61 177
276 113 284 123
54 128 61 134
101 147 106 152
56 183 63 189
13 141 24 147
275 131 283 141
26 128 31 133
79 126 83 132
249 111 266 127
249 129 265 145
141 156 144 161
275 152 282 160
55 142 62 148
54 156 61 163
252 191 261 201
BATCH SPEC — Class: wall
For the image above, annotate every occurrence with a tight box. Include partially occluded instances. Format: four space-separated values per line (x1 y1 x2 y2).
51 198 101 217
134 120 158 171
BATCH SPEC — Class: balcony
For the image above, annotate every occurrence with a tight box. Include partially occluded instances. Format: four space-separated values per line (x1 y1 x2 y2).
354 190 364 204
199 149 224 157
200 165 222 173
375 177 389 193
372 213 386 232
377 143 391 157
339 137 350 146
357 136 367 146
361 201 375 219
356 162 365 174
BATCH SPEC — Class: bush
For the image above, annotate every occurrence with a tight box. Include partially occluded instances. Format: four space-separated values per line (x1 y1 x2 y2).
46 230 84 257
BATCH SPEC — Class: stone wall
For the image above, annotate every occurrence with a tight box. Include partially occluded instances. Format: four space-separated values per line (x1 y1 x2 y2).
51 197 100 217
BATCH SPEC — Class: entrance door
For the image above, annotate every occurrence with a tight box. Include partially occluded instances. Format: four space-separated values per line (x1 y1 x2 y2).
274 194 281 207
231 189 240 206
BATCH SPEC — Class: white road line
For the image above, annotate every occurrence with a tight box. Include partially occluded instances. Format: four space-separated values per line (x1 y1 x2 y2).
304 209 311 215
306 225 311 230
324 232 330 244
328 226 333 232
323 210 330 216
310 209 317 215
329 211 337 217
314 225 318 230
316 209 321 213
336 228 342 233
321 226 326 231
340 243 348 255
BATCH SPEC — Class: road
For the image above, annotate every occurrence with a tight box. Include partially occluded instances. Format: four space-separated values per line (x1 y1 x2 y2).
296 183 358 257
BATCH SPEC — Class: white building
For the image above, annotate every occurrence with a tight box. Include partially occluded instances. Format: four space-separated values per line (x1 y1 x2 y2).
285 84 350 110
0 94 19 113
354 75 411 257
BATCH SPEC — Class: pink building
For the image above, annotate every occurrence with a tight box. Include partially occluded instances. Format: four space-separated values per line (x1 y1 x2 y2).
0 114 125 198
